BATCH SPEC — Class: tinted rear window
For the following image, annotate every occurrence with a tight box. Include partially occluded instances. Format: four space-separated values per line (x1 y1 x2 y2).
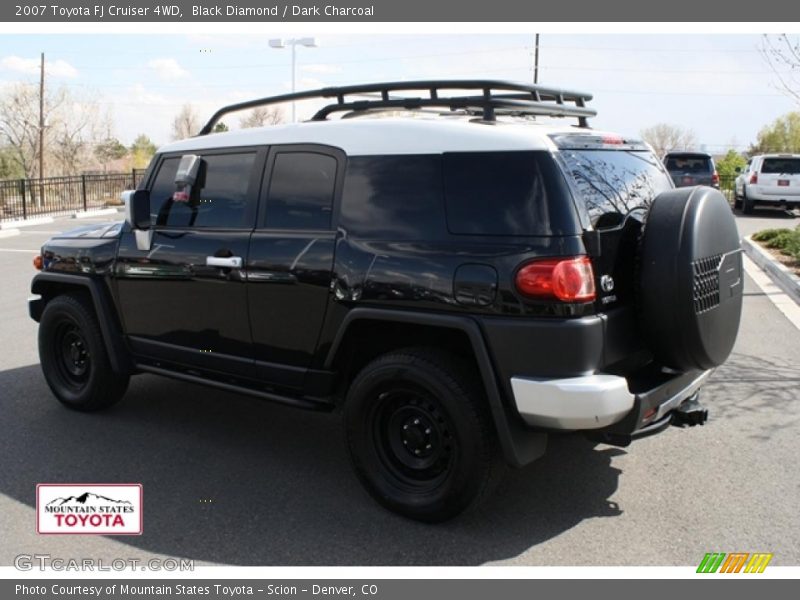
559 149 672 229
665 155 712 173
340 155 444 239
443 151 578 236
762 158 800 174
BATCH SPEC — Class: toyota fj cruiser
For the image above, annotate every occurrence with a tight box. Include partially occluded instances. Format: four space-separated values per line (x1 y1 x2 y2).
29 81 743 522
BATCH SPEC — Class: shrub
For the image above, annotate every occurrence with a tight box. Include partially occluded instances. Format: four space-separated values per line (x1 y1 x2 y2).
753 225 800 261
752 228 791 242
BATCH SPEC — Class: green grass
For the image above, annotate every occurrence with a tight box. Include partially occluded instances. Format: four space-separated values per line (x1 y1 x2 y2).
752 226 800 261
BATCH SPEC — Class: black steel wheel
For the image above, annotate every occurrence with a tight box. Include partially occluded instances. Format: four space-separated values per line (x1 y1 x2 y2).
39 293 129 411
344 348 500 522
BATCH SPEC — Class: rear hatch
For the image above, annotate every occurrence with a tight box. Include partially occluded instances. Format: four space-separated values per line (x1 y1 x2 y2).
756 156 800 196
552 133 674 368
664 153 715 187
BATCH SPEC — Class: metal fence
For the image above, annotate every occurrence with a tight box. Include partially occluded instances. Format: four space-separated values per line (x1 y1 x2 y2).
718 175 738 203
0 170 146 223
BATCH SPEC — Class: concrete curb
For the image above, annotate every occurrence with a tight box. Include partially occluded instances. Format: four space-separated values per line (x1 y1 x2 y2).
72 208 120 219
741 235 800 305
0 216 54 230
0 228 21 239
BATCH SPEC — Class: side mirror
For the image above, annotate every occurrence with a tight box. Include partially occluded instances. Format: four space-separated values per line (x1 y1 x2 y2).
122 189 151 230
122 189 153 252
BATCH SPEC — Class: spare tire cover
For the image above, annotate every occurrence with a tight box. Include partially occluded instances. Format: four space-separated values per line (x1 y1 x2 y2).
639 186 743 371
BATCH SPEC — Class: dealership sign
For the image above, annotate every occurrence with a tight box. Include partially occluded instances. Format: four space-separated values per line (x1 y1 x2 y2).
36 484 142 535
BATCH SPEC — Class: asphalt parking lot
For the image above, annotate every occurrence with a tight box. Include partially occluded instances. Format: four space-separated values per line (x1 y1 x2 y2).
0 209 798 566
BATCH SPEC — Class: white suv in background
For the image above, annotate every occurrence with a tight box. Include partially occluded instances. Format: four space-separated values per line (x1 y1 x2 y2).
735 154 800 214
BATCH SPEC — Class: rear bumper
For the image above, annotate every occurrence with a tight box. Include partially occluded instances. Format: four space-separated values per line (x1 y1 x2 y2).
746 186 800 203
510 368 712 432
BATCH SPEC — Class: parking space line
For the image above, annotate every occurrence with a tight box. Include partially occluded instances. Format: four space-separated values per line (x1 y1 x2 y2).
0 248 39 253
743 254 800 331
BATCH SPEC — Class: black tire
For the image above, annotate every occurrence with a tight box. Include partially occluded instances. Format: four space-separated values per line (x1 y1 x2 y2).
343 348 500 522
38 293 129 411
742 189 755 215
639 186 743 371
733 193 742 211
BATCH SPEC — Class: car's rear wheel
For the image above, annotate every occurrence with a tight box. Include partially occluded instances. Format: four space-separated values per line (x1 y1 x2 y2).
343 348 500 522
39 293 129 411
742 189 755 214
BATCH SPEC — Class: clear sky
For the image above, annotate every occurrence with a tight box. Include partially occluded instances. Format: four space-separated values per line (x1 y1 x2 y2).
1 33 797 152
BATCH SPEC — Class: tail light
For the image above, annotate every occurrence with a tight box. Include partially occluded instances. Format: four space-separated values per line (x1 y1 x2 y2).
515 256 596 302
750 172 758 184
33 255 43 271
712 171 719 185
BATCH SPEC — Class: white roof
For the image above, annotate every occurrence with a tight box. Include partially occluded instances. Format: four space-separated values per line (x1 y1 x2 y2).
753 153 800 159
159 117 590 157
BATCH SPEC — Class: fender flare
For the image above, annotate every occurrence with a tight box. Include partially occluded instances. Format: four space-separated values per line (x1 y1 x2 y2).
30 272 134 375
325 308 547 467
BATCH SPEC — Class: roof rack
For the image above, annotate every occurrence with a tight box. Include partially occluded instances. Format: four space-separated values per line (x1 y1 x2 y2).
198 80 596 135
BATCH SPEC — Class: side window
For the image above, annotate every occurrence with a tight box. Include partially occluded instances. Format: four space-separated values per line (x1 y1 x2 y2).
150 152 258 229
339 155 444 239
444 151 578 235
265 152 337 230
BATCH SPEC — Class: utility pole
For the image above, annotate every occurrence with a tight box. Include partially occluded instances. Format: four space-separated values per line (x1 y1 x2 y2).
38 52 45 181
38 52 45 208
533 34 540 85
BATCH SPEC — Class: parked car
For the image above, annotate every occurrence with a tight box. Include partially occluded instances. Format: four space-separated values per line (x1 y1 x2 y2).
28 81 744 522
663 151 720 189
735 154 800 214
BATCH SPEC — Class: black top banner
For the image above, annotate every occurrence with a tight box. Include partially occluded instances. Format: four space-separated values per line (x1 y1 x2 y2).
1 0 797 22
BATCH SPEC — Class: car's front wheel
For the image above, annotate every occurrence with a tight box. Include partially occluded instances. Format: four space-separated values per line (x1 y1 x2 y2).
38 293 129 411
343 348 500 522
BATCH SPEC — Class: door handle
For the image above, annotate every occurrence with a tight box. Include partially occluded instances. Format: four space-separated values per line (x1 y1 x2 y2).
246 270 297 284
206 256 243 269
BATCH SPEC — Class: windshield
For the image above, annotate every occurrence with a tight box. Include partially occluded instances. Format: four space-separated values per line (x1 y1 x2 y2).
559 149 673 229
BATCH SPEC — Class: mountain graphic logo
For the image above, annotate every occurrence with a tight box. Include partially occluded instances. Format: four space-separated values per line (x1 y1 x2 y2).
46 492 133 507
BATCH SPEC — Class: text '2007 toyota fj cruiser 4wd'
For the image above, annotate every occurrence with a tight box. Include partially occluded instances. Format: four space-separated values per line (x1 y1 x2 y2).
29 81 743 522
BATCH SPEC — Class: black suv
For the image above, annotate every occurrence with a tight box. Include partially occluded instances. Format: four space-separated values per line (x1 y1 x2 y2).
29 81 743 522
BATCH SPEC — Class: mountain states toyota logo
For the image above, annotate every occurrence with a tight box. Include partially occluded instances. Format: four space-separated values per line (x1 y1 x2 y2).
36 484 142 535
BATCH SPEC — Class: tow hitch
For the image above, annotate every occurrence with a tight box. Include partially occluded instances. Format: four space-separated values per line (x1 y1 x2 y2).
587 393 709 447
671 394 708 427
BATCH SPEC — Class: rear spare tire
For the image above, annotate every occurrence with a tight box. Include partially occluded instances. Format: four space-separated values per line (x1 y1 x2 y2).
639 186 743 371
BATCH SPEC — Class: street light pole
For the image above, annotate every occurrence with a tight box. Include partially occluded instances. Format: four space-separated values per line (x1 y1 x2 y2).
269 37 318 123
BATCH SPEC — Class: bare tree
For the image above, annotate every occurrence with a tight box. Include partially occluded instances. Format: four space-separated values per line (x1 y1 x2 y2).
761 34 800 105
0 83 61 178
171 104 200 140
640 123 698 158
0 82 103 179
0 83 112 179
239 106 284 128
50 100 105 175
